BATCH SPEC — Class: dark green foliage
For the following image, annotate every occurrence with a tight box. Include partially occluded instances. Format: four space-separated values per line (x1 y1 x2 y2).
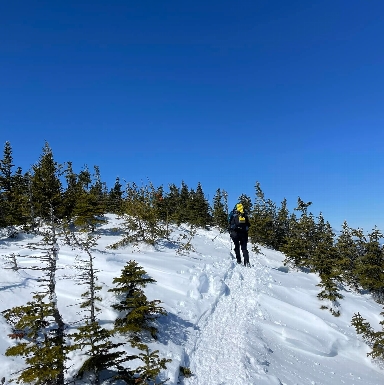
0 141 14 228
237 193 253 213
61 161 79 219
109 261 166 343
3 293 67 385
178 181 190 225
274 198 290 250
71 166 107 232
280 199 316 269
334 221 361 290
30 142 63 221
0 142 29 229
212 188 228 230
311 214 343 316
134 346 171 384
187 182 211 228
354 227 384 302
3 215 68 384
107 176 124 214
72 190 106 232
179 366 193 378
162 183 180 224
67 229 128 383
110 183 169 248
72 321 127 383
248 182 277 248
352 310 384 359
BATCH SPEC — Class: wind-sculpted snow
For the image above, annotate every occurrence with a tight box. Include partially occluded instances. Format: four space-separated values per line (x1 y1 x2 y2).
0 215 383 384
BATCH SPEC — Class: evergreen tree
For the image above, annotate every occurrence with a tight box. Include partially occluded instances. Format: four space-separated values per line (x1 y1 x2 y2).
108 260 166 344
2 212 67 384
0 141 14 228
107 176 124 214
237 193 253 213
354 227 384 302
90 166 107 209
248 182 277 248
311 213 342 316
134 347 171 385
3 294 67 385
212 188 228 231
0 142 29 230
61 161 79 219
177 181 190 225
352 309 384 359
163 183 180 224
30 142 63 221
334 221 361 290
110 182 168 248
187 182 211 228
280 197 316 268
67 229 128 384
71 165 106 232
274 198 290 250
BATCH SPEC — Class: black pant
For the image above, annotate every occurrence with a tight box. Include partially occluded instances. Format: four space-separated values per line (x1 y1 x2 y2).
230 230 249 265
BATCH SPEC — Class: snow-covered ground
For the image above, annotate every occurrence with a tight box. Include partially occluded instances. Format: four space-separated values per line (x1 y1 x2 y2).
0 215 383 385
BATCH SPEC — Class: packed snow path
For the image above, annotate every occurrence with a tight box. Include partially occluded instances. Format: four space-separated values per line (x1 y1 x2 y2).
184 257 283 385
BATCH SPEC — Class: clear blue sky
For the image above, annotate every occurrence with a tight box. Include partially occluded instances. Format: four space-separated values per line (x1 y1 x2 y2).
1 1 383 232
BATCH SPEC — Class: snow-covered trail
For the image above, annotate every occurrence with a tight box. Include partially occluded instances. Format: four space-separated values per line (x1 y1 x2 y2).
183 256 283 385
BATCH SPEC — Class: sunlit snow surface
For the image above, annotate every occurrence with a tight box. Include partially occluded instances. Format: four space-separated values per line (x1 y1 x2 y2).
0 214 383 384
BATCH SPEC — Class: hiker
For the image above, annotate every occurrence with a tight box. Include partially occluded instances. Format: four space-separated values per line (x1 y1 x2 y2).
228 203 251 266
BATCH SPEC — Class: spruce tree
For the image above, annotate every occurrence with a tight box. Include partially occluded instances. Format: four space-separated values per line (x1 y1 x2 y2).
3 294 67 385
0 141 14 228
108 260 166 344
61 161 79 220
352 308 384 359
110 183 168 248
274 198 290 250
187 182 211 228
107 176 124 214
67 229 128 384
30 142 63 221
212 188 228 231
248 182 277 248
0 142 28 231
72 165 106 232
354 227 384 302
280 197 316 269
177 181 190 225
2 211 67 384
334 221 360 290
134 347 171 385
164 183 180 224
237 193 253 213
311 213 342 316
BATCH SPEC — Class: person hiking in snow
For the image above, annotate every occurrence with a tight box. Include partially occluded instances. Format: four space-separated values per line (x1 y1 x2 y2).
228 203 251 266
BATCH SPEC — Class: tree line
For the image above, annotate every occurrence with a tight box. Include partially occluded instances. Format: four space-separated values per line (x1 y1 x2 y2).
1 141 383 368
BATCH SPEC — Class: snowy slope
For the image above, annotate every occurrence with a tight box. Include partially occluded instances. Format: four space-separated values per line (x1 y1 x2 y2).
0 215 383 385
